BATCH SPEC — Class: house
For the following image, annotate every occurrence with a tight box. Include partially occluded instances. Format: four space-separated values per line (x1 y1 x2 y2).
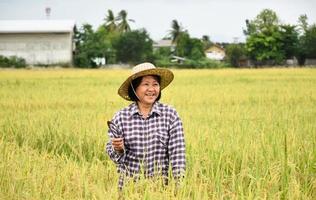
0 20 75 66
205 44 226 61
153 39 176 51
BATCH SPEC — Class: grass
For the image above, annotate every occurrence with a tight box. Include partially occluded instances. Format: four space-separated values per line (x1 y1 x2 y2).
0 68 315 199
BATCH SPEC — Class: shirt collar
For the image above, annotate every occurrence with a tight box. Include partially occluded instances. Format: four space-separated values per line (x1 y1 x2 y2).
130 102 139 116
129 101 161 117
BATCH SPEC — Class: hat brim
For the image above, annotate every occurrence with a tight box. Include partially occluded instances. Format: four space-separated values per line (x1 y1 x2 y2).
118 68 174 101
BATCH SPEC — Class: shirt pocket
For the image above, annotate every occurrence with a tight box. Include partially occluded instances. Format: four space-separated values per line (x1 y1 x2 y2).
154 130 169 149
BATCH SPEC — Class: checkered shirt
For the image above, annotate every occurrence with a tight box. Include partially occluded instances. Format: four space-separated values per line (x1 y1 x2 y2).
105 101 186 189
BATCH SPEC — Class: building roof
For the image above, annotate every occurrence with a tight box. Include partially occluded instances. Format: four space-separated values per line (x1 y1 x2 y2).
0 20 76 33
205 44 225 53
153 39 176 48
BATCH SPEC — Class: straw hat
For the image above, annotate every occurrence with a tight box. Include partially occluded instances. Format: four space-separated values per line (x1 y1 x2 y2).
118 62 174 101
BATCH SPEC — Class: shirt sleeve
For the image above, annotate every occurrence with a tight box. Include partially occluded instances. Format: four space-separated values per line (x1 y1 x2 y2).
168 110 186 179
105 118 125 164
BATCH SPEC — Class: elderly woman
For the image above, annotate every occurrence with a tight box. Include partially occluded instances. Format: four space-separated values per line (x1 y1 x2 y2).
106 62 186 189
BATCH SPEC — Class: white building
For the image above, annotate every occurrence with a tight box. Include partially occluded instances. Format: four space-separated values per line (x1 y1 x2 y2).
205 44 226 61
0 20 75 65
153 39 176 51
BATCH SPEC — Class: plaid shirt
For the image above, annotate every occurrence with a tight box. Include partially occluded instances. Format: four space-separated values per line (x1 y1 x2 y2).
105 101 186 189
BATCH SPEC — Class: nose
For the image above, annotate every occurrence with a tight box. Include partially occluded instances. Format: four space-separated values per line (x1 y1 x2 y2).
147 85 155 91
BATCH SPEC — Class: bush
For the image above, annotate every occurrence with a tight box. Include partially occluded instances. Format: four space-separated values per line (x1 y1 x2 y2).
0 55 26 68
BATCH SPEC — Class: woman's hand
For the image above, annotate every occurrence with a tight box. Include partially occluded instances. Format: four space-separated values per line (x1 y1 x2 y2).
112 138 124 153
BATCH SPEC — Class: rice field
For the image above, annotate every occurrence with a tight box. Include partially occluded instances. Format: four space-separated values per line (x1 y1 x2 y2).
0 67 315 199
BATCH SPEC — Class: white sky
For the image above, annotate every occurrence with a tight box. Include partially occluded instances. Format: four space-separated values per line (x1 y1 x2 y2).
0 0 315 43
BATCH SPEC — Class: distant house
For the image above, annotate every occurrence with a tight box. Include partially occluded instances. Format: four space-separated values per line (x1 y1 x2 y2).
205 44 226 61
0 20 75 66
153 39 176 51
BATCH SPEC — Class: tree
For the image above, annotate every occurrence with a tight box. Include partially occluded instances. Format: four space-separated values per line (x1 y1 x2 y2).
95 26 118 64
74 24 94 46
74 24 95 67
74 24 111 67
279 24 299 59
225 44 246 67
175 32 191 57
104 9 117 32
189 38 205 60
298 14 308 34
244 9 285 65
113 29 153 64
244 9 279 35
153 47 172 61
116 10 135 33
246 31 284 65
305 24 316 58
175 32 205 60
167 19 204 60
201 35 213 50
243 19 256 36
296 15 316 65
169 20 185 44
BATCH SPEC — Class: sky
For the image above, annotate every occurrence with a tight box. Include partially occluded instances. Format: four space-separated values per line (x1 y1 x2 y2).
0 0 315 43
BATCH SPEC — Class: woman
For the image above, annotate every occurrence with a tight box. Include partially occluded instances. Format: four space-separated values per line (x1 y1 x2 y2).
106 62 186 190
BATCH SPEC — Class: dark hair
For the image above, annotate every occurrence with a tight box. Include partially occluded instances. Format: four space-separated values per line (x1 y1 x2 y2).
128 75 161 101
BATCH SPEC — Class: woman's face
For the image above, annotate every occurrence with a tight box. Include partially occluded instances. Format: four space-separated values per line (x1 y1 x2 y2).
136 75 160 106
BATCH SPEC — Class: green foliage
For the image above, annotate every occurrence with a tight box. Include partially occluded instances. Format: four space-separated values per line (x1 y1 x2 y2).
116 10 135 33
225 44 246 67
153 47 172 60
190 39 205 60
244 9 316 66
244 9 279 36
73 24 95 67
103 9 117 33
175 33 190 57
96 26 118 64
0 55 26 68
103 9 134 34
305 24 316 58
74 24 113 67
113 29 154 64
279 24 299 59
245 9 286 65
167 19 206 60
296 15 316 65
297 24 316 65
298 14 308 33
175 33 205 60
169 20 184 44
246 30 285 65
201 35 213 50
72 9 315 68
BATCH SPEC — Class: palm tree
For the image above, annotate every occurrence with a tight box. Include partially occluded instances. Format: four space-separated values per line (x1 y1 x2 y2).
116 10 135 33
202 35 210 42
169 20 184 44
104 9 117 32
202 35 212 50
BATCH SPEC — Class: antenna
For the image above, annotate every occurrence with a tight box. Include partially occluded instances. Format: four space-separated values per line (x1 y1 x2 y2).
45 7 51 19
